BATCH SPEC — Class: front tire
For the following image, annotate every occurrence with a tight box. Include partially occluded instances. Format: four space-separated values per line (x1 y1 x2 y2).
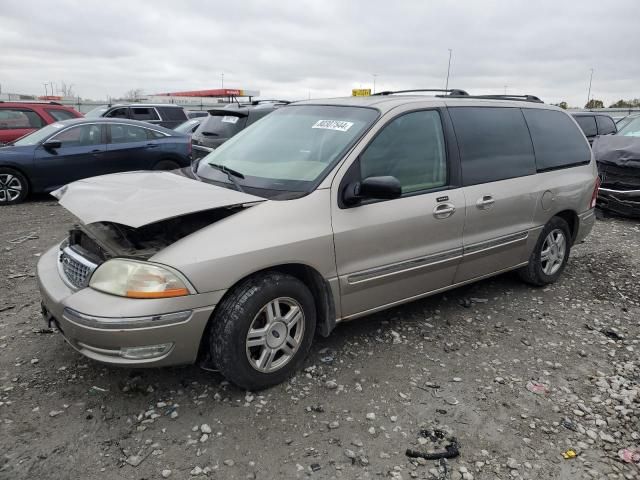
152 160 180 170
0 168 29 205
210 272 316 390
518 217 571 286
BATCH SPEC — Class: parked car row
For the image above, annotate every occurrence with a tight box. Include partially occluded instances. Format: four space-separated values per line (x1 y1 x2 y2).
35 90 599 390
0 118 191 204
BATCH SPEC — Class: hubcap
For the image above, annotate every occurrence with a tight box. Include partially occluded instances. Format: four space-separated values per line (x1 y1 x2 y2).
540 229 566 276
246 297 305 373
0 174 23 203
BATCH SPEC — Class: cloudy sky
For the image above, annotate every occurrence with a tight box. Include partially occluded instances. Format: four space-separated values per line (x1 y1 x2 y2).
1 0 639 107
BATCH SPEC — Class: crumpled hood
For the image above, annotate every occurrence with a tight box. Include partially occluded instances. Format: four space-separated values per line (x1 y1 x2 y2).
52 171 264 228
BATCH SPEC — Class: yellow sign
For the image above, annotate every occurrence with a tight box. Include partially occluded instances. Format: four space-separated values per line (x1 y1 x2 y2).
352 89 371 97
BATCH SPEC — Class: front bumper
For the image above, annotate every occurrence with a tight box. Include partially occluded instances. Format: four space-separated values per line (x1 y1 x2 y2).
37 246 226 367
597 187 640 218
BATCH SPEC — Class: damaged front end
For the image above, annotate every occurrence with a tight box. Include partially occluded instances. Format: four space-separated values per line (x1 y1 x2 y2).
67 206 246 263
592 136 640 218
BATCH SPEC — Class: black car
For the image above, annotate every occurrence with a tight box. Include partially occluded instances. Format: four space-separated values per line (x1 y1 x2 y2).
0 118 191 205
191 100 289 159
85 104 188 129
571 112 617 144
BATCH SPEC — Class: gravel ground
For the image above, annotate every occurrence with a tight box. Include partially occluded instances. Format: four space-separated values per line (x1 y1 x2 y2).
0 197 638 480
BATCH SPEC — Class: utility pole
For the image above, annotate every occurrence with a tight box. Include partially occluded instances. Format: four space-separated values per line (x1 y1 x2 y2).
445 49 452 91
44 83 49 96
221 73 224 89
372 73 378 94
50 82 54 96
586 68 594 108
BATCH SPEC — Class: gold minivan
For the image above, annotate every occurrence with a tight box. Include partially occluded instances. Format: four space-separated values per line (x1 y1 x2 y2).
38 91 599 389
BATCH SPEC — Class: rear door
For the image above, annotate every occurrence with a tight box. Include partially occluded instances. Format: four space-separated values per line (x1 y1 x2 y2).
32 123 106 189
448 106 538 283
331 106 465 317
104 123 159 171
0 107 45 144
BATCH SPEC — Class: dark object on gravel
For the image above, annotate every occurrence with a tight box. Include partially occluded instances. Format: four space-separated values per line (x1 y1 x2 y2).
593 136 640 218
406 438 460 460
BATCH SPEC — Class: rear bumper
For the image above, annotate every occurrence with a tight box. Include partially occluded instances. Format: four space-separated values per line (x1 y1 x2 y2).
37 245 225 367
575 209 596 244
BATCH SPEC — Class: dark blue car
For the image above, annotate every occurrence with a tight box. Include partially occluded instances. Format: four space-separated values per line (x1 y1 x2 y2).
0 118 192 205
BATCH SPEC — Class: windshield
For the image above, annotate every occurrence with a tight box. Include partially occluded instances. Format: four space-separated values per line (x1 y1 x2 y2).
174 118 201 134
618 116 640 137
196 105 378 196
84 106 109 118
13 122 67 146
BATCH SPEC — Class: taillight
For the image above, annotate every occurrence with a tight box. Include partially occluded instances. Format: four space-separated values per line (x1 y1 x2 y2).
590 176 601 209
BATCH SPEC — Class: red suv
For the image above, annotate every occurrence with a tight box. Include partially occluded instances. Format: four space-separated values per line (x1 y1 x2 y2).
0 101 83 144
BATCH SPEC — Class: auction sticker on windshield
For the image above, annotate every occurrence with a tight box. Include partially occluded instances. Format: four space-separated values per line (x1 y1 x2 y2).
221 116 240 124
312 120 354 132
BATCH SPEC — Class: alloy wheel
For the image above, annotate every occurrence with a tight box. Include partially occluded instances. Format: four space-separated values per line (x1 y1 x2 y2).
540 229 566 276
245 297 305 373
0 173 23 203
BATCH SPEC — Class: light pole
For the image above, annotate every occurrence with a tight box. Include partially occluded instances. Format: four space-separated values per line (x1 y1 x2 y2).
586 68 594 108
445 49 452 91
372 73 378 94
44 83 49 96
221 73 224 89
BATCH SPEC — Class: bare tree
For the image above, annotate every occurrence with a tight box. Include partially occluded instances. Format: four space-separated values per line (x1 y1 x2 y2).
123 88 145 102
58 81 75 97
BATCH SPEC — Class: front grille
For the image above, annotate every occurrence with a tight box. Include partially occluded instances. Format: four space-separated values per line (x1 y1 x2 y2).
58 247 98 290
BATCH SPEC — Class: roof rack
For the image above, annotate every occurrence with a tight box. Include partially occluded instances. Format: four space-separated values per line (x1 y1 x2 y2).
443 94 543 104
246 99 290 106
373 89 469 97
0 100 63 105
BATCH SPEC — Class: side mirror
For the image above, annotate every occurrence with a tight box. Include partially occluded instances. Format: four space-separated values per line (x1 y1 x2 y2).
43 140 62 150
343 176 402 206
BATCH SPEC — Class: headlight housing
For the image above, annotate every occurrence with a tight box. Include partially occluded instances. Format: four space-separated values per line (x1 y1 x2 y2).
89 259 193 299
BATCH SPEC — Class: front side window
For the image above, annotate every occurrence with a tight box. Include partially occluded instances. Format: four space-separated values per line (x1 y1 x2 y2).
359 110 447 194
449 107 536 186
197 105 378 196
131 107 160 121
596 115 617 135
46 109 77 122
0 108 44 130
109 124 149 143
522 109 591 171
50 124 102 146
575 116 597 137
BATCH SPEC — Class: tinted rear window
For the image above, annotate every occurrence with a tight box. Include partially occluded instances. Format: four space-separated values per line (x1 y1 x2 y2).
449 107 536 186
596 115 616 135
131 107 160 121
158 107 188 121
522 109 591 171
197 114 248 138
574 116 597 137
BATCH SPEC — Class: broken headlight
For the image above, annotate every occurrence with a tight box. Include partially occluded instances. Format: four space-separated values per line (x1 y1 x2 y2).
89 259 193 299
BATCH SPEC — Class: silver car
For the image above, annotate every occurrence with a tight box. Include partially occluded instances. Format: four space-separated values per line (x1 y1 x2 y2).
37 91 599 389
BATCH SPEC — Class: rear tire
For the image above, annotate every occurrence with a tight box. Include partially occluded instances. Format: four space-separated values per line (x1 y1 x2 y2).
518 217 571 286
209 272 316 390
0 167 29 205
153 160 180 170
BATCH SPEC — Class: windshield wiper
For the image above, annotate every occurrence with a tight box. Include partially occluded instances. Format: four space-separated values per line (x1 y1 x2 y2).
208 163 245 192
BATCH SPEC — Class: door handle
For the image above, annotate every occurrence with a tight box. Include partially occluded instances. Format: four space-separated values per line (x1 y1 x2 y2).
433 203 456 219
476 195 495 210
90 149 102 154
146 143 159 148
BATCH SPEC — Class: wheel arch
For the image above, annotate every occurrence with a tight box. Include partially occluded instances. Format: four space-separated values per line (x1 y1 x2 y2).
553 209 579 244
196 263 337 367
